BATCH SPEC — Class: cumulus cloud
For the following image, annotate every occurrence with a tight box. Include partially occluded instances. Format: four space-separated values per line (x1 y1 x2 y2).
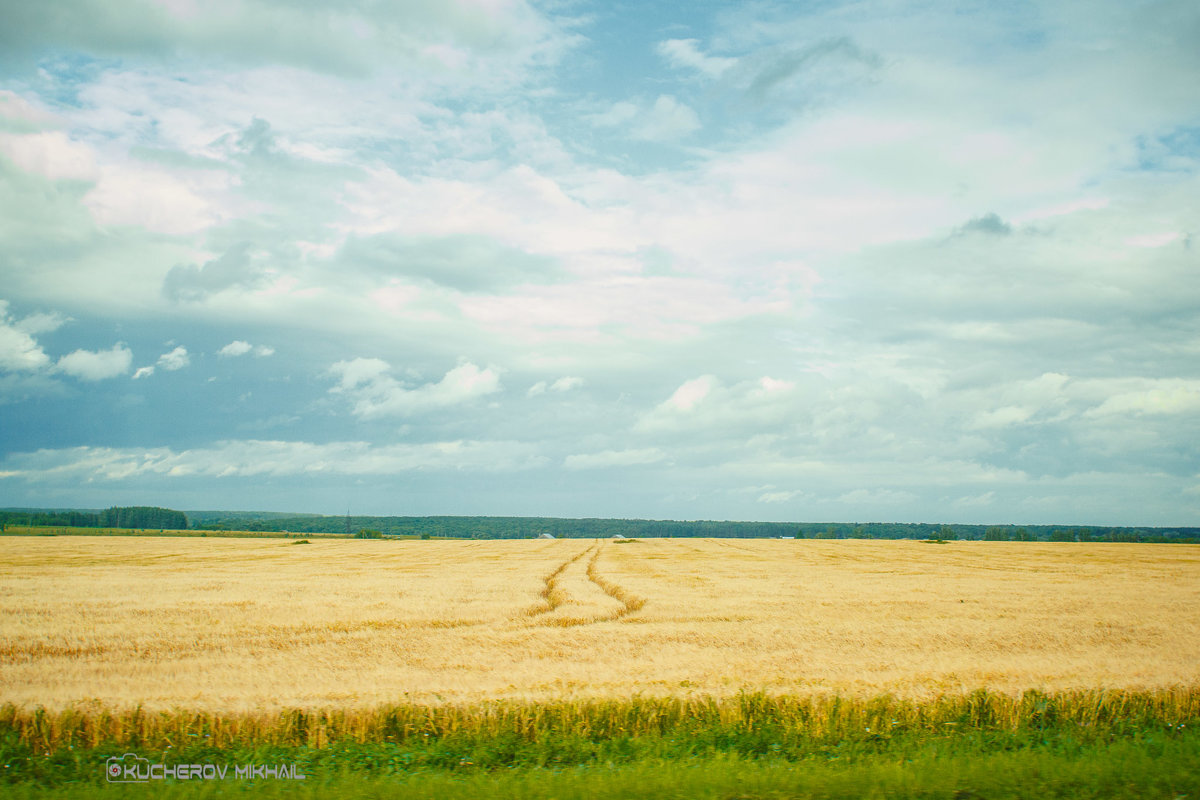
218 340 253 357
55 344 133 381
664 375 717 412
0 89 59 130
530 375 583 396
550 376 583 392
757 489 803 503
563 447 666 470
0 301 54 372
1084 381 1200 417
636 375 797 434
0 131 97 181
657 38 737 77
84 161 215 234
217 340 273 358
329 358 501 418
1 1 1199 524
157 346 190 371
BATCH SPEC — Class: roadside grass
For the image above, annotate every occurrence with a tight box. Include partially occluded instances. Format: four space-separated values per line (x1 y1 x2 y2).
3 689 1198 797
2 727 1197 799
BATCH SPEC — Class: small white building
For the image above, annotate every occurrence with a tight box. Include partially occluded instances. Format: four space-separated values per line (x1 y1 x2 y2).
537 533 555 539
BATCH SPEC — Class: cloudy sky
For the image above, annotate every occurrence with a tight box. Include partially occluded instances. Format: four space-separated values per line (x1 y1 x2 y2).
0 0 1197 525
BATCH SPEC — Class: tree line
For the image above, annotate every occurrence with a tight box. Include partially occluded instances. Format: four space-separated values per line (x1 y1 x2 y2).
0 506 189 531
183 513 1199 543
4 508 1196 542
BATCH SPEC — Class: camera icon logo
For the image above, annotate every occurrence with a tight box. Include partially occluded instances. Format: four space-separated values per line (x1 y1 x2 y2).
105 753 150 782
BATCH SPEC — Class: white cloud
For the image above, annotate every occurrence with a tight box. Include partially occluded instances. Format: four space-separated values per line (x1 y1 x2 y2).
0 131 97 181
457 275 789 345
11 311 68 335
665 375 717 412
0 438 548 481
636 375 798 434
1 1 1198 525
84 163 216 235
330 357 391 391
157 346 190 371
218 340 253 357
0 302 53 372
1085 382 1200 418
329 358 501 418
657 39 737 77
217 340 274 358
0 90 59 128
757 489 802 503
633 95 701 141
550 376 582 392
563 448 666 470
55 344 133 381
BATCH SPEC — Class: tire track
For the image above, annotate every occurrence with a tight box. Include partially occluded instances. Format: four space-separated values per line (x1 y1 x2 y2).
520 541 594 619
585 544 646 619
714 539 758 553
520 541 648 627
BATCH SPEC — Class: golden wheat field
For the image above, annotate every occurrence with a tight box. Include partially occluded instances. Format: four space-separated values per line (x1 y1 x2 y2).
1 536 1197 712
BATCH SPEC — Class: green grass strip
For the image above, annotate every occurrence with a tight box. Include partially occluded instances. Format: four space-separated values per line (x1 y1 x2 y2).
0 738 1195 800
4 729 1199 799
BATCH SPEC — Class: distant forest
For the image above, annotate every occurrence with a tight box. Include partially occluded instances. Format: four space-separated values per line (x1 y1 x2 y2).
0 506 189 530
187 511 1199 543
2 507 1196 543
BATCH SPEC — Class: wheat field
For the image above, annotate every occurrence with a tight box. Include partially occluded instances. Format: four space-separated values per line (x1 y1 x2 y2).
1 536 1197 713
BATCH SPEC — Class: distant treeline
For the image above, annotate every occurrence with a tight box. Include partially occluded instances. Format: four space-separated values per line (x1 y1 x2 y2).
0 506 189 530
4 508 1196 542
182 513 1200 543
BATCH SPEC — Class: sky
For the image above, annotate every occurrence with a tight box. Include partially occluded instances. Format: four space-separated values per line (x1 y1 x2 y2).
0 0 1197 526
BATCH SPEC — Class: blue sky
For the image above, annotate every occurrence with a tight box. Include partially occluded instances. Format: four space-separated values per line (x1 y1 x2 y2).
1 0 1198 524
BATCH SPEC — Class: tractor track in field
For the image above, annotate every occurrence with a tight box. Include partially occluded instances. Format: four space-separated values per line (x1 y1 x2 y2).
714 539 758 553
521 542 594 618
521 541 647 627
584 544 646 620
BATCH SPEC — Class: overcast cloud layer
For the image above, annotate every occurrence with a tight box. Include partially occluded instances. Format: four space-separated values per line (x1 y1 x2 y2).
1 0 1197 525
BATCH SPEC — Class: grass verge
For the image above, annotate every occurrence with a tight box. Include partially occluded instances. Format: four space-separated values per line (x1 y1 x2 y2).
2 689 1198 797
3 734 1199 799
